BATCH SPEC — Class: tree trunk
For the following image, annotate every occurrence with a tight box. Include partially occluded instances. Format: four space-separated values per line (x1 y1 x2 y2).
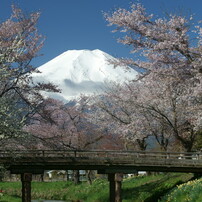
66 170 70 181
73 170 80 184
86 170 94 185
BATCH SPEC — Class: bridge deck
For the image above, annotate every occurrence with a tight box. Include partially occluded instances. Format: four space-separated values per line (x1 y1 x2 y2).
0 150 202 173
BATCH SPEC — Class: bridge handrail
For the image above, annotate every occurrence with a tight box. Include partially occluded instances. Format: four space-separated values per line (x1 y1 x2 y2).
0 150 201 160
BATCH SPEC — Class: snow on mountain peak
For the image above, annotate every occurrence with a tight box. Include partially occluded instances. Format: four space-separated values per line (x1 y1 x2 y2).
32 49 138 101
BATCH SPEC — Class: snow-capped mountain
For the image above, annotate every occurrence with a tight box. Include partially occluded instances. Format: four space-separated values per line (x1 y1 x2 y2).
32 49 138 101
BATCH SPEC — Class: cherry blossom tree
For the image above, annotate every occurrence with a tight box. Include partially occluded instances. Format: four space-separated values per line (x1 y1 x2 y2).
91 73 200 152
139 71 200 152
96 2 202 152
104 3 199 71
24 97 105 150
90 81 173 151
89 82 152 151
0 5 58 146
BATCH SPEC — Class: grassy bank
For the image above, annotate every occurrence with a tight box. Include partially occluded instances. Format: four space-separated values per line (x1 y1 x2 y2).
160 177 202 202
0 173 194 201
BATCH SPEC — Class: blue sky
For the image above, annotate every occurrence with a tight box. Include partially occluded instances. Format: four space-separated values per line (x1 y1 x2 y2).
0 0 202 67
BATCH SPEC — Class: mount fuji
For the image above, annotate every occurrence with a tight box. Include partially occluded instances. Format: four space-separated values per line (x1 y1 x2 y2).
32 49 138 101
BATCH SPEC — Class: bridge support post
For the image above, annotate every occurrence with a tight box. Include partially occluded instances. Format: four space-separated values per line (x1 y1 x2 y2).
21 173 32 202
115 173 123 202
108 173 123 202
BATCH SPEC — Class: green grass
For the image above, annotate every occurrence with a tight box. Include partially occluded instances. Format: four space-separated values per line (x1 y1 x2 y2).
122 173 193 202
160 177 202 202
0 173 194 202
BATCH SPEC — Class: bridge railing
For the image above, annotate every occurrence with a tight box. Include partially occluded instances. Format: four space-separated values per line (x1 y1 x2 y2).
0 150 201 161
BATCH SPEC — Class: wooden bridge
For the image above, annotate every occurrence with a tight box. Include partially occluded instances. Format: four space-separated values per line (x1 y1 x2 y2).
1 150 202 202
